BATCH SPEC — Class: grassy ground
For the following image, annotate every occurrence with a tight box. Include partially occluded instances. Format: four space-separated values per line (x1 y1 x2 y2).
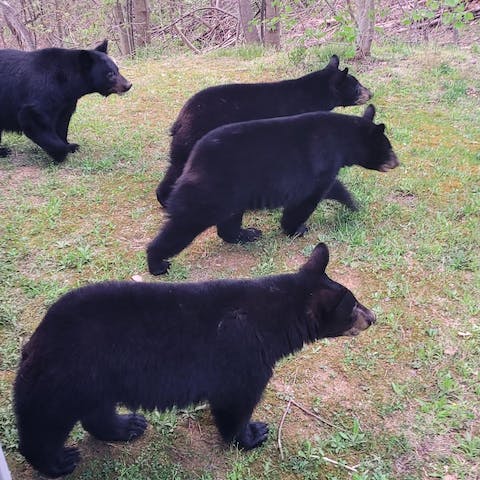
0 42 479 479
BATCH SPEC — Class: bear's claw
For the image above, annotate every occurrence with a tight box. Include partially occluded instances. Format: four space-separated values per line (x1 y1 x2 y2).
38 446 80 478
235 421 269 450
237 228 262 243
148 259 171 276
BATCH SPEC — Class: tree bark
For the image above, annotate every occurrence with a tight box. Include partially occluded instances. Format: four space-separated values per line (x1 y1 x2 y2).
355 0 375 58
113 0 135 56
237 0 260 44
133 0 150 47
0 0 35 50
263 0 280 48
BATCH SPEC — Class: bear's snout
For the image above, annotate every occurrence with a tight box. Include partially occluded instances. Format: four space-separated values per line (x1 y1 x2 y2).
379 151 399 172
342 303 376 336
113 75 132 95
356 86 373 105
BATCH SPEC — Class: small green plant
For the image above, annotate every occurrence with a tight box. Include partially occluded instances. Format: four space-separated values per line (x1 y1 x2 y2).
456 432 480 458
325 418 367 453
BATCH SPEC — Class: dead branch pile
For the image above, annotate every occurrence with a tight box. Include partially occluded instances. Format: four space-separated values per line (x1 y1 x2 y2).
152 5 240 53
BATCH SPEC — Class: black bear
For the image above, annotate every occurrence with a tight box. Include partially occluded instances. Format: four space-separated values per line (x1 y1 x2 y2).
147 105 399 275
156 54 372 209
14 243 375 478
0 40 131 163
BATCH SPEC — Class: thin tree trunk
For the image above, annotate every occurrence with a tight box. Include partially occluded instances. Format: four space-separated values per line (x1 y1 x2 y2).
355 0 375 58
237 0 260 44
263 0 280 48
54 0 63 47
133 0 150 47
113 0 135 56
0 0 35 50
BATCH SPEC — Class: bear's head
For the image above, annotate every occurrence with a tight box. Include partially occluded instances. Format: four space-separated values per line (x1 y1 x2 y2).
301 243 376 338
326 55 373 107
356 104 399 172
80 40 132 97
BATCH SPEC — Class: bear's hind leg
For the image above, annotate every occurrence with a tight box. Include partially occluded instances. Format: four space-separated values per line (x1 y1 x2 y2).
81 405 148 442
18 105 74 163
156 161 185 207
147 218 212 275
211 403 269 450
17 414 79 478
217 213 262 244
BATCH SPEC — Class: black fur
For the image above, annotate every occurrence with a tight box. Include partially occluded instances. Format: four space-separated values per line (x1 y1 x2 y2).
14 243 375 478
147 105 399 275
0 40 131 163
156 55 372 208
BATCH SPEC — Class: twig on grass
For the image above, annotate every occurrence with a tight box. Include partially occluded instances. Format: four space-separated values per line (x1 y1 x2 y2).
277 396 292 460
322 455 359 473
277 369 299 460
290 399 337 429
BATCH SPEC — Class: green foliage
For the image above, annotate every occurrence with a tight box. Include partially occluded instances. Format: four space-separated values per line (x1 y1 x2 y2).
404 0 474 29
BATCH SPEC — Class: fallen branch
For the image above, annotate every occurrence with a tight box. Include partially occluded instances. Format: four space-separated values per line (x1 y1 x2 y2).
323 455 359 473
277 397 292 460
290 399 337 429
173 23 201 53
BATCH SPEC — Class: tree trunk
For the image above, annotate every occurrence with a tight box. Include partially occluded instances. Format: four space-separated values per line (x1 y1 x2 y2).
355 0 375 58
113 0 135 56
237 0 260 44
0 0 35 50
133 0 150 47
54 0 63 47
263 0 280 48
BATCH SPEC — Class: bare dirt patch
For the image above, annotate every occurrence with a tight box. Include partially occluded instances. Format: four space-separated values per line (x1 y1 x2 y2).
387 191 418 208
0 164 44 190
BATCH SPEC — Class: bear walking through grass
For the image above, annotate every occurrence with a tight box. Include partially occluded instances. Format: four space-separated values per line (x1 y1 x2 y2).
147 105 399 275
0 40 131 163
156 55 372 209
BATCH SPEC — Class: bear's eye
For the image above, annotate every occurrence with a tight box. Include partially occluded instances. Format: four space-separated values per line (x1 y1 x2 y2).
107 71 116 80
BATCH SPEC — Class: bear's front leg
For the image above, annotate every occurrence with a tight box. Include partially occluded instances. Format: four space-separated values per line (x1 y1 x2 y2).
324 179 358 211
211 403 269 450
235 421 269 450
281 187 329 237
56 102 77 144
18 105 74 163
216 212 262 244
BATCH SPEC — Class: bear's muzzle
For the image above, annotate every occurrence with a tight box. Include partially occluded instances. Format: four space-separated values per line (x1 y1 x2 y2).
342 303 376 336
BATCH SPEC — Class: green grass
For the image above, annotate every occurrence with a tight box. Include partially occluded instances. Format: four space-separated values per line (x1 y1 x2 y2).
1 42 479 479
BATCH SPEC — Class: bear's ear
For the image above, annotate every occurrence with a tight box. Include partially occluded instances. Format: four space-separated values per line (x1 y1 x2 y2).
94 39 108 53
301 243 329 274
376 123 386 133
327 55 340 70
363 104 376 122
335 67 349 83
